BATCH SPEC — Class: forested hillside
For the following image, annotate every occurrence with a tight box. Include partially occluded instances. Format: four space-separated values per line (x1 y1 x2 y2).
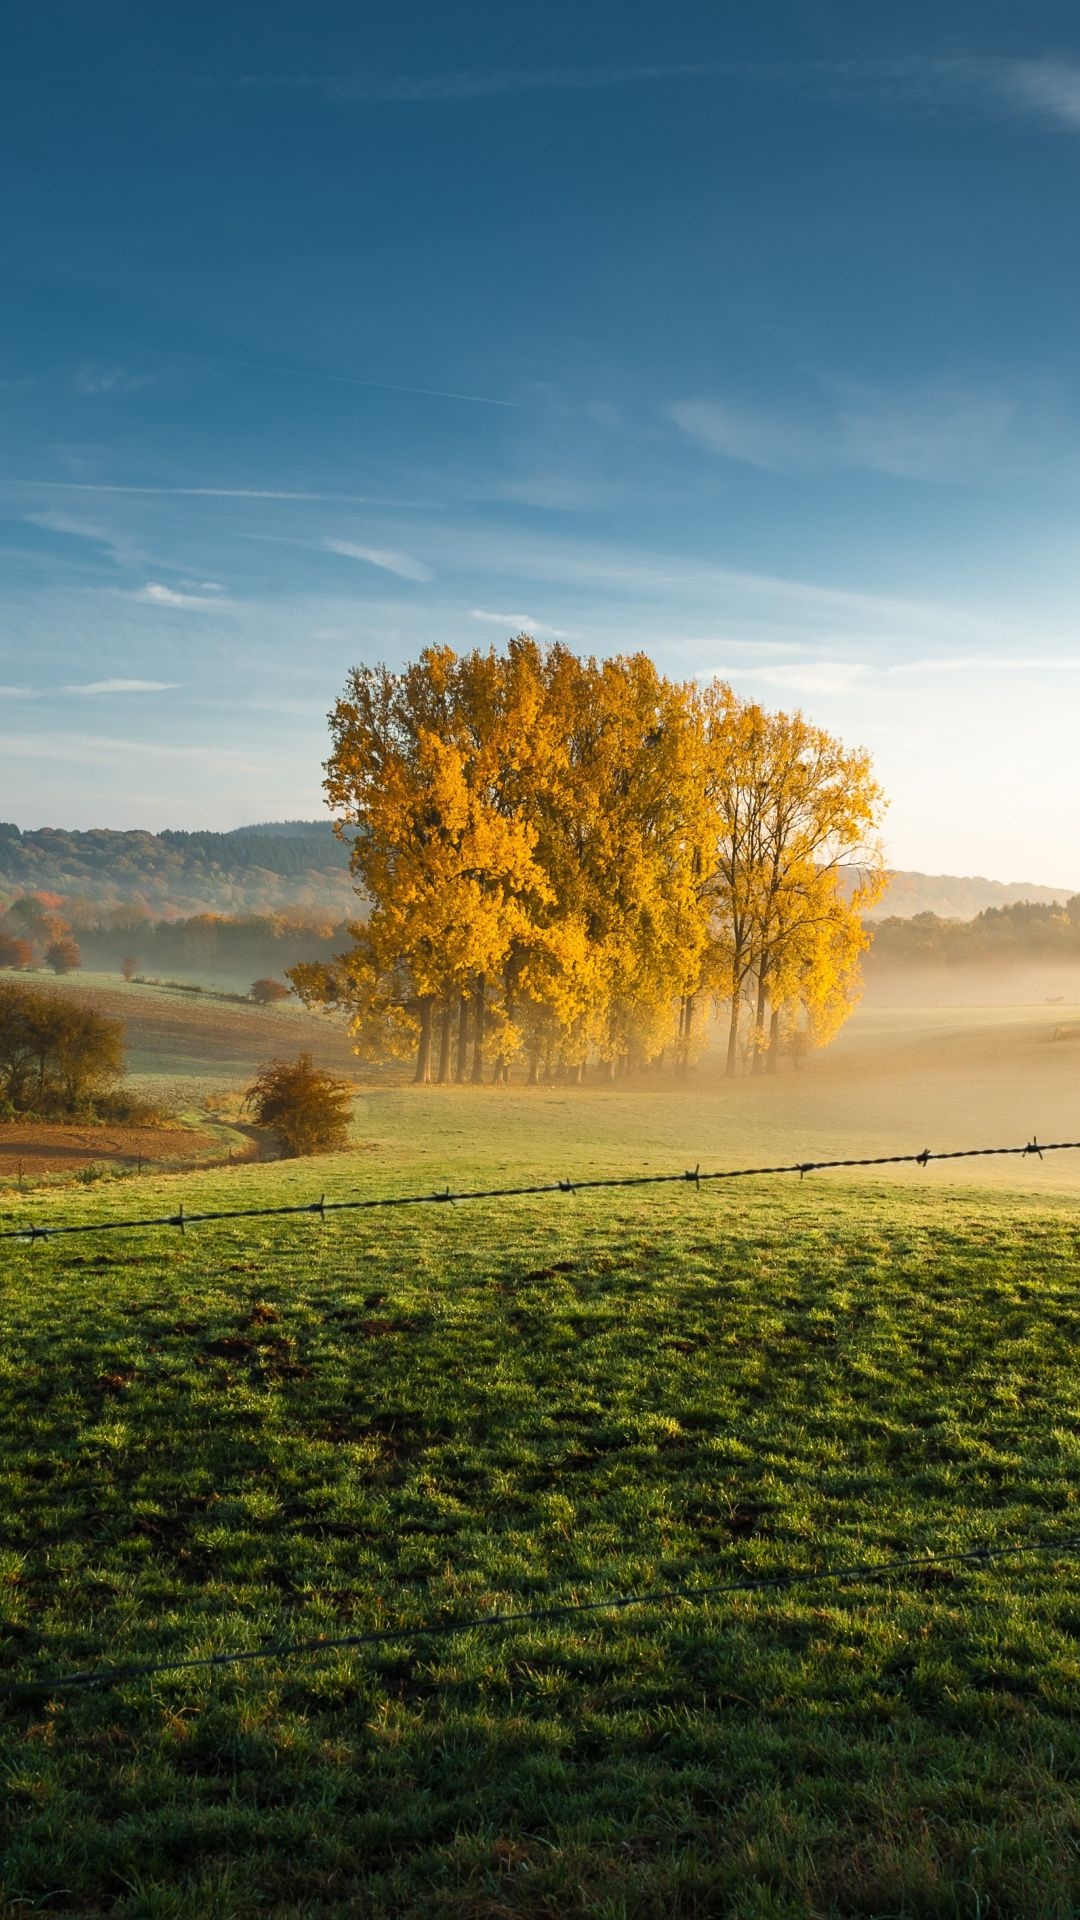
1 818 1072 925
863 870 1075 920
869 895 1080 967
0 821 353 912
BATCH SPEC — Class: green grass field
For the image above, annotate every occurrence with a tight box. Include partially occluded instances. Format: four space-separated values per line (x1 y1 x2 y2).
2 1039 1080 1917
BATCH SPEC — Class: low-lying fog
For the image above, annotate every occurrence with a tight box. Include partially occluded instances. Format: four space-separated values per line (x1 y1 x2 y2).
695 963 1080 1194
861 961 1080 1009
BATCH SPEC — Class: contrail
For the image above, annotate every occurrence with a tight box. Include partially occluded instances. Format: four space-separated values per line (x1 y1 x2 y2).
13 481 394 503
178 350 520 408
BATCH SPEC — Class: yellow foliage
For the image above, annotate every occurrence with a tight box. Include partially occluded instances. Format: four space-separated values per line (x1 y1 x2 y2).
291 641 886 1081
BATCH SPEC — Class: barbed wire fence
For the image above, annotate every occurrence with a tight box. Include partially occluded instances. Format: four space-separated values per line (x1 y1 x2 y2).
1 1134 1077 1244
1 1131 1078 1698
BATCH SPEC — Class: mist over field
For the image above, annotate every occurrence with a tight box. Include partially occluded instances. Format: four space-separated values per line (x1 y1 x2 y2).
863 959 1080 1009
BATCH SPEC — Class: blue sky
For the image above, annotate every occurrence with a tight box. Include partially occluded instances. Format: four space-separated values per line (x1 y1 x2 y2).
3 2 1080 881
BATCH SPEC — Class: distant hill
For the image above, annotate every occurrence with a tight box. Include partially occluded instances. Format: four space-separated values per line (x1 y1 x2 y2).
0 822 1073 922
864 871 1077 921
0 820 354 914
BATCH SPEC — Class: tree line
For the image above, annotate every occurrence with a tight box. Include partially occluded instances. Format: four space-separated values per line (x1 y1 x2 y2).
289 640 885 1083
0 896 345 982
870 897 1080 968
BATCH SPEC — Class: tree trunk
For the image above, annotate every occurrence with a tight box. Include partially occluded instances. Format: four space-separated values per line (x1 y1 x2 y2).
568 1060 583 1086
492 978 514 1085
751 975 768 1075
767 1006 781 1073
455 994 469 1083
413 996 434 1085
526 1052 539 1087
726 994 741 1077
683 993 695 1071
470 976 486 1083
436 1005 453 1084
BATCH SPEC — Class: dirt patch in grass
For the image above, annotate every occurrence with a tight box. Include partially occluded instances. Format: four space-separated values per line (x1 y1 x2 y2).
0 1118 257 1179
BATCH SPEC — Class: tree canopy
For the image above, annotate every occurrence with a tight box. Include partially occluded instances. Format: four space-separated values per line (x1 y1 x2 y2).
0 982 124 1115
289 641 885 1082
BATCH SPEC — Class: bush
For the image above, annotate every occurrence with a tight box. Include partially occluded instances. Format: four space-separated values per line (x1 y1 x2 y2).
45 937 80 974
120 955 137 981
0 982 124 1114
243 1053 353 1157
250 977 291 1004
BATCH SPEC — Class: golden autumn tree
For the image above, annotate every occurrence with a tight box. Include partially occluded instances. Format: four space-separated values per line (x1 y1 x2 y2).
291 642 885 1085
702 698 885 1073
289 646 554 1083
699 691 771 1076
503 646 720 1080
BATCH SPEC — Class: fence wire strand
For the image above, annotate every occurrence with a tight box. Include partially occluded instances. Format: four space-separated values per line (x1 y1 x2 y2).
1 1134 1077 1244
4 1531 1077 1698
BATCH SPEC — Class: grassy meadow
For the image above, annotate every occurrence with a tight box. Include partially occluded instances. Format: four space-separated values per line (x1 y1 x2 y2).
1 986 1079 1914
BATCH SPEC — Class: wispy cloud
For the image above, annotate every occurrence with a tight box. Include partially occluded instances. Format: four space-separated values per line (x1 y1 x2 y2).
705 661 870 697
669 400 812 475
65 678 182 695
0 685 36 700
891 655 1080 674
13 480 399 503
322 538 433 581
671 383 1023 484
134 582 228 609
422 522 1008 645
72 365 154 397
708 655 1080 696
23 509 144 570
0 732 253 769
229 56 1080 135
237 61 725 104
980 59 1080 132
470 608 572 637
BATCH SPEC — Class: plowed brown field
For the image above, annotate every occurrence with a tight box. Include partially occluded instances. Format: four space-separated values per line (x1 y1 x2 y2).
0 1119 243 1178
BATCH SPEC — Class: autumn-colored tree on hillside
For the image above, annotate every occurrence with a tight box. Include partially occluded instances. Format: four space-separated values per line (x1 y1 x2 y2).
0 983 123 1113
45 936 81 975
0 935 33 970
250 977 291 1004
